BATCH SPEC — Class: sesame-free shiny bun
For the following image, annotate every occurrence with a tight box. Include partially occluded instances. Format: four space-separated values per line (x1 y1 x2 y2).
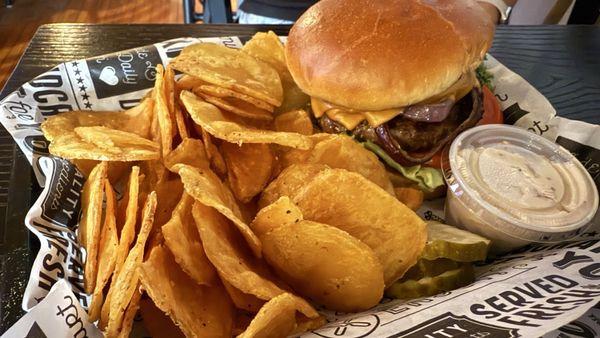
285 0 495 111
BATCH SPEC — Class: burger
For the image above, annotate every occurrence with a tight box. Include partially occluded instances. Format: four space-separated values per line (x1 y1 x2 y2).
285 0 502 193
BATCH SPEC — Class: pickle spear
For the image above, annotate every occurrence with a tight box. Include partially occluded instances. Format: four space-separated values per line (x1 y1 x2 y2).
386 264 474 299
422 222 490 262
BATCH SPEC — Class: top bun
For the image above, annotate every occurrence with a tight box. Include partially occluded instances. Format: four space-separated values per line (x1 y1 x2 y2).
285 0 495 111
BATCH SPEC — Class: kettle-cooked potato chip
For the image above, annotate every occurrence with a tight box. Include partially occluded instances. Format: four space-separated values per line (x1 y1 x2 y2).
49 127 160 161
118 286 142 338
222 279 265 313
174 102 189 140
181 91 312 150
192 202 283 300
241 32 287 80
258 164 328 209
114 166 140 274
139 245 234 338
221 142 275 203
88 180 118 322
280 134 394 194
176 74 206 92
164 138 210 172
200 128 228 178
273 109 314 135
289 168 427 286
41 98 154 142
82 161 108 293
241 31 310 113
237 293 320 338
162 192 218 286
253 195 304 237
200 93 274 121
140 297 186 338
173 43 283 106
107 192 157 337
196 84 275 112
252 197 384 312
178 164 262 257
154 64 174 158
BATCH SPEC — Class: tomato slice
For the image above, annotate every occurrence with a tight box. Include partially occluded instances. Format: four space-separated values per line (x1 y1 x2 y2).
423 87 502 169
478 86 503 125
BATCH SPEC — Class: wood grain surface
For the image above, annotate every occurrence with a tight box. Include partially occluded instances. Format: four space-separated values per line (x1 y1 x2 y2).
0 24 598 333
0 0 187 90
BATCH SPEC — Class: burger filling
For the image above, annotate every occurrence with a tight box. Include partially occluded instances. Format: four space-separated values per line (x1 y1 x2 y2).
311 67 490 191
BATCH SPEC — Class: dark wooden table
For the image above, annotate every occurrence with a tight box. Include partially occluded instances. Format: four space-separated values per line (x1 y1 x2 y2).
0 23 599 333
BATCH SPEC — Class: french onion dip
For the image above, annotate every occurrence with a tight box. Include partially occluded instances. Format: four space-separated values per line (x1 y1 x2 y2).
442 125 598 252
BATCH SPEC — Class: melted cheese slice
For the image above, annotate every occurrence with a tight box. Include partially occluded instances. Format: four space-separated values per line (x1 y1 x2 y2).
311 98 403 130
311 70 478 130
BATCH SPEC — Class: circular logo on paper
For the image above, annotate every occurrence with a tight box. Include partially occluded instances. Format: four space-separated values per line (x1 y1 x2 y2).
314 314 380 338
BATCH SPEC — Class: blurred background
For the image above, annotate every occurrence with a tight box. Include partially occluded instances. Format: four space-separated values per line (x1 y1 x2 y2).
0 0 598 90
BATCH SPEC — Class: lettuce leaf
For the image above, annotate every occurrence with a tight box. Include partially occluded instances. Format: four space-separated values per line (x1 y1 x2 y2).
362 141 445 192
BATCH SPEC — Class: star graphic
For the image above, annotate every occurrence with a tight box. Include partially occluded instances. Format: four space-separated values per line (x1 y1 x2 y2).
74 69 81 76
71 61 78 67
79 85 86 92
76 78 83 84
84 102 93 109
81 93 90 100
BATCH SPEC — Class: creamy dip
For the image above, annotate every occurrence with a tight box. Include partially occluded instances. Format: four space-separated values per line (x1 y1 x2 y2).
443 125 598 252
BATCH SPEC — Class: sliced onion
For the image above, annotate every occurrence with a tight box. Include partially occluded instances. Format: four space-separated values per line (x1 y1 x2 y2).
375 89 483 166
403 99 454 122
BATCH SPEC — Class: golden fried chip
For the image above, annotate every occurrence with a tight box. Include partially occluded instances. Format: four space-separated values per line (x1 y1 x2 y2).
291 168 427 286
222 279 265 313
201 128 228 177
139 160 168 195
241 31 309 112
173 43 283 106
139 245 234 338
49 127 160 161
178 164 262 257
221 142 275 203
140 297 186 338
200 93 274 121
154 64 174 157
41 98 154 142
258 164 328 209
153 178 184 236
165 65 176 124
88 180 118 322
114 166 141 274
107 192 157 337
192 202 283 301
252 195 304 238
252 197 384 312
82 162 108 293
197 84 275 112
181 91 312 150
162 193 218 286
238 293 320 338
395 187 424 211
281 134 394 194
118 286 142 338
174 102 190 140
277 134 336 168
273 109 313 135
292 315 328 335
163 138 210 172
176 74 206 91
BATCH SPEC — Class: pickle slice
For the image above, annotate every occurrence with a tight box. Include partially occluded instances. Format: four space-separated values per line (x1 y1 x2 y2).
386 264 474 299
402 258 461 281
422 222 490 262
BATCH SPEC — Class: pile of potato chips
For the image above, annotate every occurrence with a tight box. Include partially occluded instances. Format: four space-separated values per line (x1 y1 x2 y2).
39 32 467 337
